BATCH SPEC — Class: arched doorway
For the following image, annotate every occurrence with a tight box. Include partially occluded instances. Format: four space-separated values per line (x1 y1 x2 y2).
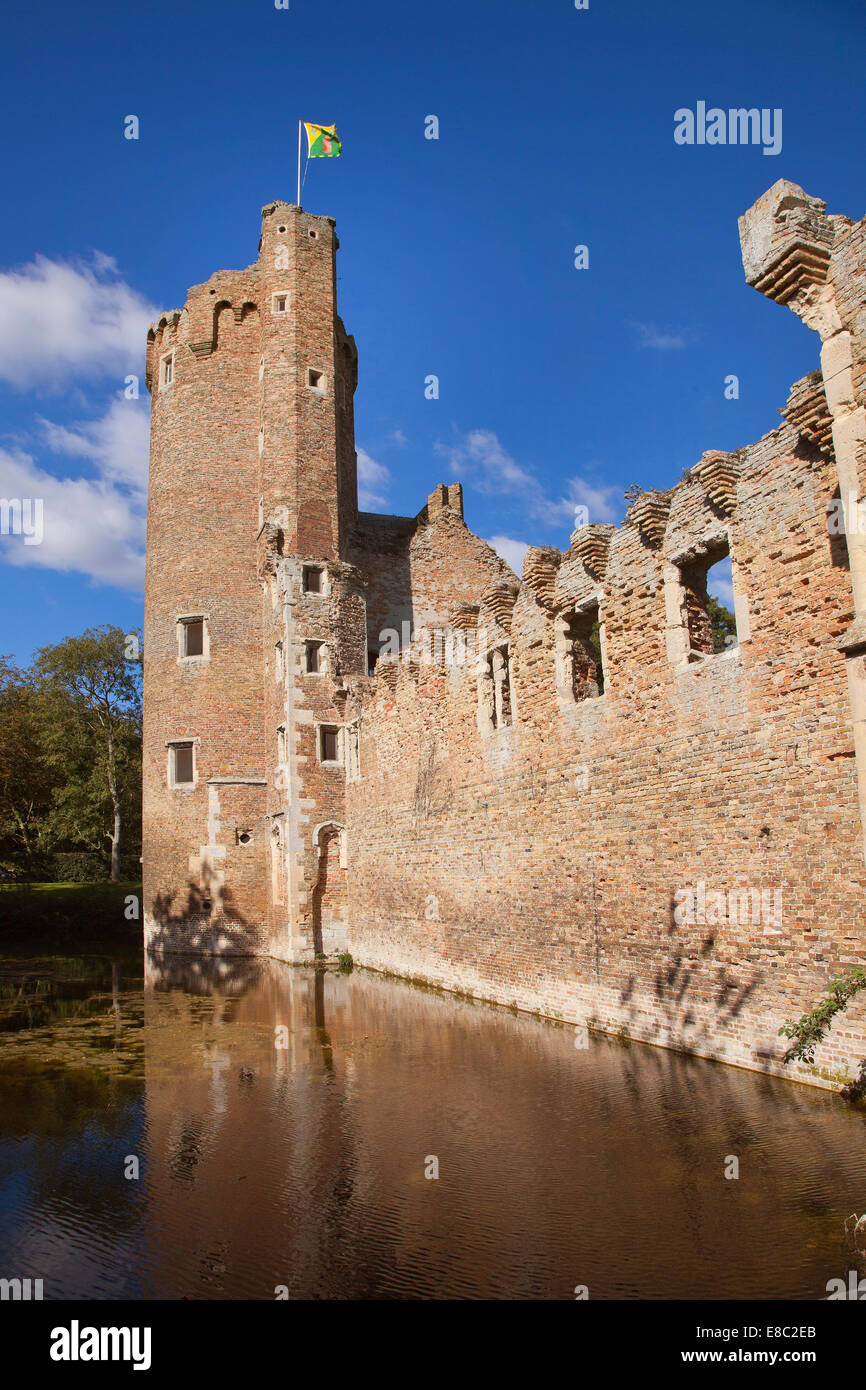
311 822 347 956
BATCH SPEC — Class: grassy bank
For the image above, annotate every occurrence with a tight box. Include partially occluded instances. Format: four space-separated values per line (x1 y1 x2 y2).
0 881 143 952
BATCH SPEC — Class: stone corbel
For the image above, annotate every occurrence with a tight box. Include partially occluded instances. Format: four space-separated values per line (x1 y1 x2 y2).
691 451 740 514
625 490 672 547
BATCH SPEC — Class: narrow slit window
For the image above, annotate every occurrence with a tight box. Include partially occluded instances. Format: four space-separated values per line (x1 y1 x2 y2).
271 822 284 905
479 645 513 733
491 646 512 728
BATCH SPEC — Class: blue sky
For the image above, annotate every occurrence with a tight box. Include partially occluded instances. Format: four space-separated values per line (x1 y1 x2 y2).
0 0 863 663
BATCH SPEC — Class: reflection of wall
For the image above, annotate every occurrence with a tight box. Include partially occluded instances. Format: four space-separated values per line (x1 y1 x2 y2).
138 962 866 1299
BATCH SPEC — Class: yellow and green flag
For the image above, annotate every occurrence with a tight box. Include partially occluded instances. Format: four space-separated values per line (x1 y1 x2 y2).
304 123 341 158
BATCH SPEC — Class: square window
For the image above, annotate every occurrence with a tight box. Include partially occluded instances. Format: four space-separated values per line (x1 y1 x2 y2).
303 566 323 594
319 726 340 763
308 369 323 390
159 352 174 389
172 743 194 784
273 293 288 314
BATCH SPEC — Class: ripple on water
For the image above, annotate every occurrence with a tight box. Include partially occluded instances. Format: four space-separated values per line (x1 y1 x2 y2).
0 954 864 1299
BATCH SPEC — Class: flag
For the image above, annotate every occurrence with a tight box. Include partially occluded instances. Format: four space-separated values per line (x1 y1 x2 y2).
304 123 341 158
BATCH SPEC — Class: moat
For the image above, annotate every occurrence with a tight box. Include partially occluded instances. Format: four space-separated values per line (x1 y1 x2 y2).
0 945 864 1300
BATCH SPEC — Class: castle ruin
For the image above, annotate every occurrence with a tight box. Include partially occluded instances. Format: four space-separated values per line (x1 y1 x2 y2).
143 181 866 1091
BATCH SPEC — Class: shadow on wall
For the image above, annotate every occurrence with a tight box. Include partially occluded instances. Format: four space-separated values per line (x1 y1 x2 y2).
618 895 762 1064
148 879 256 958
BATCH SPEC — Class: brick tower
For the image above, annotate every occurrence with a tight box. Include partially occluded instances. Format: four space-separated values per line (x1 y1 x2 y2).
143 202 363 961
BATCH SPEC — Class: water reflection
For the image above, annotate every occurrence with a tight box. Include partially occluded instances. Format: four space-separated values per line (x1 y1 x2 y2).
0 949 865 1299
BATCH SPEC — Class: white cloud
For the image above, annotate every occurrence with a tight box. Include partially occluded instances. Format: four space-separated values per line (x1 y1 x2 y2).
487 535 528 577
0 445 145 589
0 397 150 589
632 321 690 351
357 446 391 510
436 429 622 532
0 253 157 389
38 397 150 498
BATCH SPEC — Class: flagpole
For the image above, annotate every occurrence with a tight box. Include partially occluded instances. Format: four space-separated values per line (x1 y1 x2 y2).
297 119 302 207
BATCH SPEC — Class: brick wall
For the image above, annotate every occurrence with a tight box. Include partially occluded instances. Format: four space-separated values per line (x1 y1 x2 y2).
144 186 866 1091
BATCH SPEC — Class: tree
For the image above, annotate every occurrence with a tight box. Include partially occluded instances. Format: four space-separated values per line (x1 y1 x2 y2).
708 595 737 654
0 656 55 876
779 967 866 1101
33 627 142 882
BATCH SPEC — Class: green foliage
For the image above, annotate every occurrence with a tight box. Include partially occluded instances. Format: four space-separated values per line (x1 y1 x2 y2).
0 657 56 875
589 617 605 694
707 595 737 654
0 879 142 947
0 627 142 882
338 952 354 973
49 852 109 884
779 967 866 1066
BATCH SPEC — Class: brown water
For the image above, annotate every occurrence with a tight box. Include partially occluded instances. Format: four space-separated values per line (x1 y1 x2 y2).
0 949 865 1300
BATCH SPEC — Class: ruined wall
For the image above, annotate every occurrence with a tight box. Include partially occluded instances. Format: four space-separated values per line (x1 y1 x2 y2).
340 183 866 1090
343 411 866 1089
349 489 514 658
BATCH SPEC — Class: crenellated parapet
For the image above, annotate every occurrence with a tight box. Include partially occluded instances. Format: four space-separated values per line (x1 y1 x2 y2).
185 270 260 359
